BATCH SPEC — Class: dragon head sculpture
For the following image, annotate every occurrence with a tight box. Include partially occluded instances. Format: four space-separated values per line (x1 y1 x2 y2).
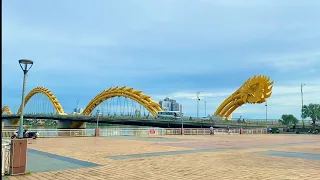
238 75 273 104
214 75 274 119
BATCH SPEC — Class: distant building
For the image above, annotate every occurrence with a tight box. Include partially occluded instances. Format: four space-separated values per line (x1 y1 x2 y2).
159 97 182 113
73 107 84 114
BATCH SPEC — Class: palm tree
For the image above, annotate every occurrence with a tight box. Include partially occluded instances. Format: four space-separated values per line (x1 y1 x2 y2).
301 103 320 130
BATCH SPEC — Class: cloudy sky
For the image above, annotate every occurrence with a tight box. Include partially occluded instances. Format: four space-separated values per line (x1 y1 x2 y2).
2 0 320 120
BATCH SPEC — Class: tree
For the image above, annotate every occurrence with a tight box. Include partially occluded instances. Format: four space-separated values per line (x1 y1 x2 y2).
301 103 320 130
279 114 299 127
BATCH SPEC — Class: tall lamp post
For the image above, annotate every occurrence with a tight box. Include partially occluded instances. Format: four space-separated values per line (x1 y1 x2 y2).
18 59 33 139
181 113 184 135
301 83 306 113
96 109 100 129
301 83 306 127
196 91 203 119
265 101 268 122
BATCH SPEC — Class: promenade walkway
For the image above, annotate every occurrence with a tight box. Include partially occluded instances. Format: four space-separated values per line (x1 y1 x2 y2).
4 134 320 180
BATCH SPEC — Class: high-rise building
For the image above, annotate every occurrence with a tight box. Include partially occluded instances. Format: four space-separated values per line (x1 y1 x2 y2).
159 97 182 112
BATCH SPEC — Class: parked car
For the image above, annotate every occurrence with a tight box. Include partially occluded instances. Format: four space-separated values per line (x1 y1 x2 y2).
270 128 280 134
11 129 39 139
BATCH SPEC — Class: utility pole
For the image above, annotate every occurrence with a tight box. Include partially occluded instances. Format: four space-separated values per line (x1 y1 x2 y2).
196 91 203 119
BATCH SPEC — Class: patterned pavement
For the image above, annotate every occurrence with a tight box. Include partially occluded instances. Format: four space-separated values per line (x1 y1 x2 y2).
4 134 320 180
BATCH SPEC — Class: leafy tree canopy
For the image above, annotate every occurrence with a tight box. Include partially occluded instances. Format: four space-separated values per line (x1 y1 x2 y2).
279 114 299 126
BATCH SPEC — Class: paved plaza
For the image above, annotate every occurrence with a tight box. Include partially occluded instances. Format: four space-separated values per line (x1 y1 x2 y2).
4 134 320 180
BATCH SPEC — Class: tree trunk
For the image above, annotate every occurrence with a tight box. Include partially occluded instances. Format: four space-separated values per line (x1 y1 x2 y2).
312 119 316 131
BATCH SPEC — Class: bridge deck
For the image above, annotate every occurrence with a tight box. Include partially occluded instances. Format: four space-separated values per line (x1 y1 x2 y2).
4 134 320 180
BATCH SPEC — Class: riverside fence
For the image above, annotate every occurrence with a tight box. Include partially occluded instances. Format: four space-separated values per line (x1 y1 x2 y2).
1 127 274 138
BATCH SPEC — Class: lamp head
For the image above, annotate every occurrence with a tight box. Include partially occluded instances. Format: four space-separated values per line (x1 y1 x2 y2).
19 59 33 65
19 59 34 72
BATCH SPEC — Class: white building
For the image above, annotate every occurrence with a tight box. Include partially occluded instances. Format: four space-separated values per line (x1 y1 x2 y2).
159 97 183 113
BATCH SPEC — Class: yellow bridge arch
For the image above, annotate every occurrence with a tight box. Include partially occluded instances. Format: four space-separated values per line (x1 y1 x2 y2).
13 87 66 124
214 75 274 119
2 106 12 115
63 86 163 129
17 87 65 115
83 86 162 115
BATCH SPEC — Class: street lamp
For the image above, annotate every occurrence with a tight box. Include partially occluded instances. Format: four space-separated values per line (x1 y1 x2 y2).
203 100 207 117
265 101 268 122
196 91 203 119
96 109 100 129
18 59 34 138
301 83 306 113
181 113 184 135
301 83 306 126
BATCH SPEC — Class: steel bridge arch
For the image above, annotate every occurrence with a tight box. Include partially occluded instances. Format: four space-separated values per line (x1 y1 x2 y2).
82 86 163 116
17 86 65 115
2 106 12 115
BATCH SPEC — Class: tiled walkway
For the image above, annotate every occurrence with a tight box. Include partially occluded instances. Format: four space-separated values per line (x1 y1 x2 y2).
3 134 320 180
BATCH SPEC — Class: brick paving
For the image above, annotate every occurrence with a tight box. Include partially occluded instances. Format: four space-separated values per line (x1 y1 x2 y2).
5 134 320 180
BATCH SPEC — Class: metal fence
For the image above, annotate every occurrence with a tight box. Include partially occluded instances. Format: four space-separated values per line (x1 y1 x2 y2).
1 127 270 138
2 140 11 176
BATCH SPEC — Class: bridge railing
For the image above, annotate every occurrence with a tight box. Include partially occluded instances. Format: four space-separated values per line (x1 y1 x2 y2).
2 114 314 127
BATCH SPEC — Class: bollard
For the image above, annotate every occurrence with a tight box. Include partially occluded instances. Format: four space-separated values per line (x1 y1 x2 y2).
240 128 243 134
95 128 100 137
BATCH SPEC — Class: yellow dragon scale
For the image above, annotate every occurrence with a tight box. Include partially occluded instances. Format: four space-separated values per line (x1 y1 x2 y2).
214 75 274 119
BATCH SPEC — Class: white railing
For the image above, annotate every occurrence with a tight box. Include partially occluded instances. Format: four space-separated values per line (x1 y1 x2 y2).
241 128 267 134
165 128 241 135
100 128 166 136
1 128 269 138
2 139 11 176
1 130 15 139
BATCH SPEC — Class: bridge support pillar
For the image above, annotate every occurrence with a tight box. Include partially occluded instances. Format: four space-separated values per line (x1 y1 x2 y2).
57 120 86 129
3 119 19 127
95 128 100 137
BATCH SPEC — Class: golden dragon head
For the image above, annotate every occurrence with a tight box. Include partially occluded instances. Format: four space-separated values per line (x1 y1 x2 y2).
238 75 274 104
